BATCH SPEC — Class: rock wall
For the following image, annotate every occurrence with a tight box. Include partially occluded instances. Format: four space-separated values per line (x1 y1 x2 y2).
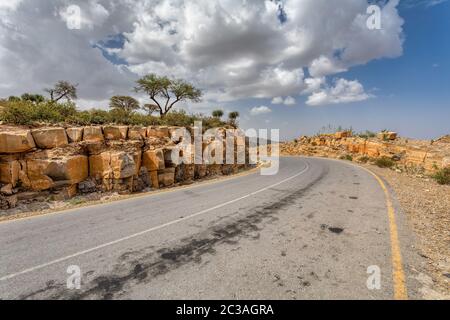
0 125 252 209
281 131 450 172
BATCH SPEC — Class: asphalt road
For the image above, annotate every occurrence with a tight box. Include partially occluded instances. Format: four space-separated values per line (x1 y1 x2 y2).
0 157 421 299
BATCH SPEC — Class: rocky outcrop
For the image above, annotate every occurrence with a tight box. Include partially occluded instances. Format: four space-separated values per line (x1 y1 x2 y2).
281 132 450 173
0 125 252 209
31 128 68 149
0 127 36 153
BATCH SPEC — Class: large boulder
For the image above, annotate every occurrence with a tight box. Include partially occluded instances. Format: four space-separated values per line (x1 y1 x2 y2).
90 151 138 180
83 127 104 142
89 151 140 192
365 141 383 158
335 131 351 139
0 159 20 187
103 126 128 140
24 154 89 191
66 128 84 143
142 149 165 171
158 168 175 187
147 126 170 139
31 128 68 149
0 128 36 153
110 152 137 179
377 131 398 141
128 127 147 140
44 155 89 184
443 157 450 168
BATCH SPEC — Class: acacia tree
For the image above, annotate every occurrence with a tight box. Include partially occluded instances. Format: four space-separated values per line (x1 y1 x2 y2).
45 81 78 102
212 109 224 119
109 96 140 114
135 74 202 117
142 103 160 115
228 111 240 127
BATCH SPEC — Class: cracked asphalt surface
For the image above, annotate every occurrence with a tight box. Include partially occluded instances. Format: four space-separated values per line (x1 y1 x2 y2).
0 157 422 299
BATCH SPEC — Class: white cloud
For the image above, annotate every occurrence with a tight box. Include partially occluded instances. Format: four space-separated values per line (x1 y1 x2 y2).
271 97 284 104
271 96 296 105
250 105 272 116
118 0 403 102
284 96 296 105
306 78 372 106
309 56 347 78
303 77 326 94
0 0 22 10
0 0 404 108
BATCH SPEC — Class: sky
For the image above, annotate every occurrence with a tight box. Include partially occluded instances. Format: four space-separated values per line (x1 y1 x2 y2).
0 0 448 140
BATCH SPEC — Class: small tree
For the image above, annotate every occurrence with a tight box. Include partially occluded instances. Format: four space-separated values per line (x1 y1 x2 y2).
8 96 21 102
228 111 240 127
45 81 78 102
109 96 140 114
135 74 202 118
212 109 224 119
142 103 160 115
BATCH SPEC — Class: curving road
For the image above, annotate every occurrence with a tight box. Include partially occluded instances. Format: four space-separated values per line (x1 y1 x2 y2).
0 157 421 299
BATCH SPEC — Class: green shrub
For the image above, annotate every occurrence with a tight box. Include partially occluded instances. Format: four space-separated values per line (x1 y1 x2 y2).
0 99 228 128
432 168 450 185
87 109 111 125
358 156 370 163
0 100 78 125
357 130 376 139
0 100 35 125
340 154 353 161
374 157 395 168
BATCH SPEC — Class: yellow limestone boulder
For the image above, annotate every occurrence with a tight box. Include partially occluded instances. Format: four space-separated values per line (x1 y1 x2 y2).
90 151 137 180
0 160 20 187
0 127 36 153
110 152 137 179
147 126 170 139
335 131 351 139
31 128 68 149
83 126 104 142
103 126 128 140
142 149 165 171
128 127 147 140
158 168 175 187
66 127 84 143
377 131 398 141
25 154 88 191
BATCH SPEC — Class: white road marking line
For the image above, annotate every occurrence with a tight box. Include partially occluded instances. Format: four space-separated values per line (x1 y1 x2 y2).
0 162 310 282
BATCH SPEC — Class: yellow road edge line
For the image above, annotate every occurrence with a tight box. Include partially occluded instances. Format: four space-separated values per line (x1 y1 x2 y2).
362 167 408 300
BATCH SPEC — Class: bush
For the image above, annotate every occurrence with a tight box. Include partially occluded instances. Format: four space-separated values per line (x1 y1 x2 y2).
0 100 75 125
357 156 370 163
0 100 228 128
340 154 353 161
432 168 450 185
374 157 395 168
357 130 376 139
0 100 35 125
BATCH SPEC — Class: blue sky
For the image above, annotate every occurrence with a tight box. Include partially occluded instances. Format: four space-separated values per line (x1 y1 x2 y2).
237 1 450 140
0 0 448 140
